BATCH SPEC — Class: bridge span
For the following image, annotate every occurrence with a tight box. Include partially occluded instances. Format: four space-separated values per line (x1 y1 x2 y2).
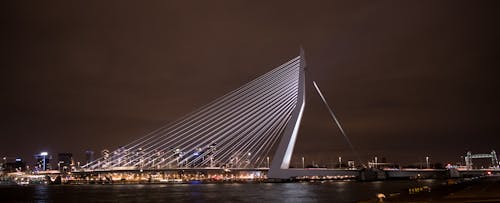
79 49 500 180
69 167 500 182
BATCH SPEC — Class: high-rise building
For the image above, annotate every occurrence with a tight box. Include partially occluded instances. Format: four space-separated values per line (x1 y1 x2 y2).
34 152 51 171
57 153 73 172
85 150 94 164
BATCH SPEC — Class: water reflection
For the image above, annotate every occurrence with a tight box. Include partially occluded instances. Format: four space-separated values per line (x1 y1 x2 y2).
0 180 448 202
333 181 347 192
33 185 49 201
371 181 383 190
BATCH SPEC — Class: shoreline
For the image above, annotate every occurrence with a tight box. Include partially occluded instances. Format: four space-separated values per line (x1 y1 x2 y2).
359 175 500 202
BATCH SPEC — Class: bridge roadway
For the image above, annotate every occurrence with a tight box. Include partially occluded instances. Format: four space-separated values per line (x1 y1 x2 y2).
63 167 500 181
74 167 359 178
75 167 269 174
70 167 362 181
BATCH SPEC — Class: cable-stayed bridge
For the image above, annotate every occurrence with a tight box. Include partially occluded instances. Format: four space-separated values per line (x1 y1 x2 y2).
81 49 360 179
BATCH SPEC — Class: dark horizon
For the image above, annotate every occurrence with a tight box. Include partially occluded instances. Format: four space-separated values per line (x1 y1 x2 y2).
1 1 499 166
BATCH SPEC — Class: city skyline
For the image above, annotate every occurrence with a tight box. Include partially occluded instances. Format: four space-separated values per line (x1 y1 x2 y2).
1 1 499 166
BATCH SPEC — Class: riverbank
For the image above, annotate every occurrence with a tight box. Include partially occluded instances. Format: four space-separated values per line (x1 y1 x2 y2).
372 175 500 202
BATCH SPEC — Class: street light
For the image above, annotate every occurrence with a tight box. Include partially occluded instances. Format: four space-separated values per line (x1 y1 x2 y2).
426 156 430 169
302 157 305 168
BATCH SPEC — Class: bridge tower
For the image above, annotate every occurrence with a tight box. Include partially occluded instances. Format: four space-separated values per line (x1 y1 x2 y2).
268 48 306 179
492 150 499 168
267 48 360 179
465 151 473 169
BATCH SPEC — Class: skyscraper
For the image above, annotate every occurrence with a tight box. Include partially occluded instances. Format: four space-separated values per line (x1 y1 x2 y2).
34 152 51 171
85 150 94 165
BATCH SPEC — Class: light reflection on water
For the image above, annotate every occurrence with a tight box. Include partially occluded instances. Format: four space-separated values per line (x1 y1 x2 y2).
33 185 50 201
333 181 347 193
0 180 446 202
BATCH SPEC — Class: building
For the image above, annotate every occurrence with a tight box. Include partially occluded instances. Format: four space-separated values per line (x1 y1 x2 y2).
85 150 94 164
34 152 51 171
2 157 26 172
57 153 73 172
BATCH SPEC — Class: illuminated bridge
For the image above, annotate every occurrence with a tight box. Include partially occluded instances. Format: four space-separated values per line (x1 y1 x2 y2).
82 49 359 179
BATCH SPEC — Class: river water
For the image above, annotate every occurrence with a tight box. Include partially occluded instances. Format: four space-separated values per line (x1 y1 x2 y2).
0 179 445 202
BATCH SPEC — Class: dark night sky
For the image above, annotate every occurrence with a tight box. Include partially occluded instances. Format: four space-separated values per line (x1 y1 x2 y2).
1 1 499 166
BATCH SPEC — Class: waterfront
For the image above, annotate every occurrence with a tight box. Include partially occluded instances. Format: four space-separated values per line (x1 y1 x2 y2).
384 176 500 202
0 179 445 202
2 1 499 202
